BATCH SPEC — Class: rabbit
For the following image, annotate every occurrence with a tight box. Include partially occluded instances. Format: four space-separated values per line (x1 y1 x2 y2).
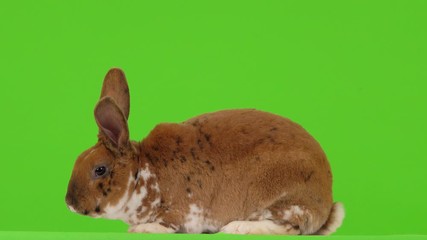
65 68 344 235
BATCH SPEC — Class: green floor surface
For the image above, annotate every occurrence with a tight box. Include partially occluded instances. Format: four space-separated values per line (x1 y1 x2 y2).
1 232 426 240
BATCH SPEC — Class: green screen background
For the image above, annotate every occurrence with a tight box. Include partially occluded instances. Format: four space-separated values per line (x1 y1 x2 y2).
0 0 426 235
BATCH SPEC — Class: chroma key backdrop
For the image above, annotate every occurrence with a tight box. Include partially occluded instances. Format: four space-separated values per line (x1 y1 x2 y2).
0 1 426 239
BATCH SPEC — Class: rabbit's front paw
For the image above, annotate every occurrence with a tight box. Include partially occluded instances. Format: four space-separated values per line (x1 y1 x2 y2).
128 222 175 233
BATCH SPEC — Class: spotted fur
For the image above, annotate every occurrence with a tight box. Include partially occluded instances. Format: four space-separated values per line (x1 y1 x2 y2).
65 68 344 235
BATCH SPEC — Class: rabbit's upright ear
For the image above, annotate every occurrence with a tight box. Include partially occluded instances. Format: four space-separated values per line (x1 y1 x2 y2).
100 68 130 119
95 97 129 149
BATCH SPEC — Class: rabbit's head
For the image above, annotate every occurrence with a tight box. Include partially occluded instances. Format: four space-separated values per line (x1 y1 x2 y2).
65 68 139 217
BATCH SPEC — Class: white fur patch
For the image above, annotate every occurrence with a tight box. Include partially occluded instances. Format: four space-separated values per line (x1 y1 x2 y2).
126 185 148 223
261 209 273 219
221 220 300 235
129 222 175 233
99 164 162 226
67 205 77 213
316 202 345 235
282 205 304 221
151 182 160 192
102 172 154 224
103 173 134 219
140 164 153 181
184 204 218 233
248 209 273 220
151 197 161 208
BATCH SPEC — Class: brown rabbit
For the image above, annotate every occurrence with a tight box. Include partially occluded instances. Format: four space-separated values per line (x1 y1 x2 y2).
65 68 344 235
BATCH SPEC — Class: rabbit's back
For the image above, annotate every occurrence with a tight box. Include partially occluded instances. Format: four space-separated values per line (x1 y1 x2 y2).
184 109 323 159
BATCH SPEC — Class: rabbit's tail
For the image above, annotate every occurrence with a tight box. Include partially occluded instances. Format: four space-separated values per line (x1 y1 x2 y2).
315 202 345 235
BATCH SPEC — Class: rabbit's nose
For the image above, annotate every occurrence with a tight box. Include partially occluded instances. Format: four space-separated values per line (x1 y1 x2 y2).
65 182 79 208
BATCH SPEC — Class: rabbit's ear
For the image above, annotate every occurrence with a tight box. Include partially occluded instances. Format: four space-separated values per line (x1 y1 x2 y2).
94 97 129 148
100 68 130 119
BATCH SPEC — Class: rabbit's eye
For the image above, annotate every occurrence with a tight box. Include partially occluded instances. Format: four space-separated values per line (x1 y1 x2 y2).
94 166 107 177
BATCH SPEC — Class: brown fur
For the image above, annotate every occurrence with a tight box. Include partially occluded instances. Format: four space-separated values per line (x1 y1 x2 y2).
66 68 343 235
143 110 333 233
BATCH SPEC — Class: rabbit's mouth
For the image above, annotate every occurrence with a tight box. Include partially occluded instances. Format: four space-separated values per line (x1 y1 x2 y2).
67 204 77 213
66 203 90 215
67 204 101 217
